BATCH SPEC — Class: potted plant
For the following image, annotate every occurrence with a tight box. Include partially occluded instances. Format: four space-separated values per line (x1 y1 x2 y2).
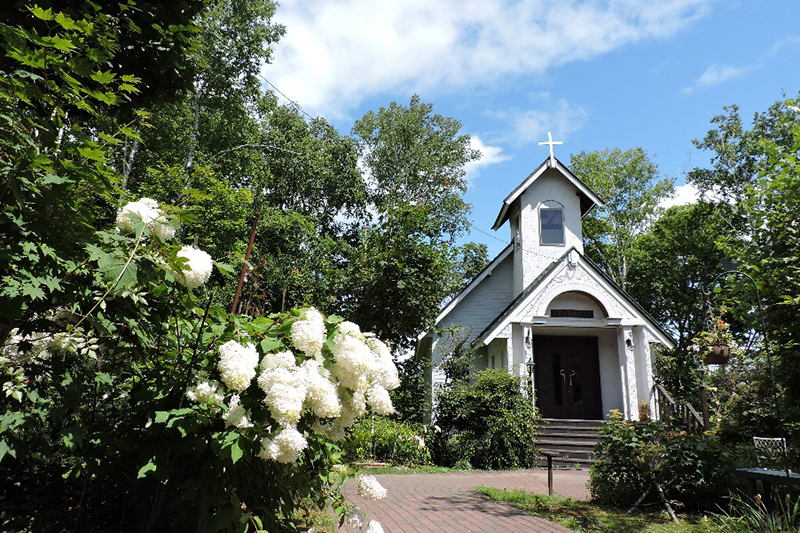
692 311 737 365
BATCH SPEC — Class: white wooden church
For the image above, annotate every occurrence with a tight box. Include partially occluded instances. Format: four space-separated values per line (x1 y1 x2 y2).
418 138 674 422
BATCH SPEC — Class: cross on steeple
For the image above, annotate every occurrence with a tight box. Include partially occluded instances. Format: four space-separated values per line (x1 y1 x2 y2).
538 132 562 166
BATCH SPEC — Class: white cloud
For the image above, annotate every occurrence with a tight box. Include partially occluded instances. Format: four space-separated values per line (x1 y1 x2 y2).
505 99 590 147
463 135 510 185
683 64 748 94
265 0 713 118
659 183 699 209
769 35 800 56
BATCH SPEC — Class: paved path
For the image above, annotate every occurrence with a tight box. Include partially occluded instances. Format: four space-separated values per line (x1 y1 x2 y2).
341 468 590 532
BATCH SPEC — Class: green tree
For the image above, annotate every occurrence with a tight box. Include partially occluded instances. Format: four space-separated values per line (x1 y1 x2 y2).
455 242 490 287
730 99 800 442
626 203 728 400
0 0 207 115
570 148 674 290
628 203 728 349
689 101 799 204
0 5 401 530
347 96 480 348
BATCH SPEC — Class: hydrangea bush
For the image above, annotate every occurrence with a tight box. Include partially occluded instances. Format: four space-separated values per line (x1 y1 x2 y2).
0 196 400 532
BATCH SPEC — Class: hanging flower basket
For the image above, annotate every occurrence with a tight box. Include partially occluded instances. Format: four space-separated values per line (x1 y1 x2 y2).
693 307 738 366
702 344 731 365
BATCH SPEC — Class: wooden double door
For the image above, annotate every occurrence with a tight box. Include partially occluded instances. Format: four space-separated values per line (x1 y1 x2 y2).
533 336 603 420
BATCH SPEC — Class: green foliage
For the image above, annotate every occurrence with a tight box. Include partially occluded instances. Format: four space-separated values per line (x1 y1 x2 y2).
0 4 364 530
434 369 538 470
390 356 428 424
628 203 728 351
342 416 432 467
689 95 800 445
570 147 675 290
478 486 727 532
711 491 800 532
0 0 207 115
589 418 736 510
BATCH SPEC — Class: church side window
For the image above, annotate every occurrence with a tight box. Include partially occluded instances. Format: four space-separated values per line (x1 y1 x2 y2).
540 207 564 245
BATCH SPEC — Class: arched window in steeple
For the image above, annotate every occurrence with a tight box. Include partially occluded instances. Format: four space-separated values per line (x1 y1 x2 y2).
540 201 564 245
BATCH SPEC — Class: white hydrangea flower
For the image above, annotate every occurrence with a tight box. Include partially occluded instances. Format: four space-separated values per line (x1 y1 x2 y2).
223 394 253 429
153 216 177 240
366 520 385 533
117 198 180 240
173 245 213 289
337 321 362 336
341 387 367 418
116 198 160 233
217 340 258 392
357 474 387 500
347 513 363 530
186 373 224 405
258 366 307 425
366 384 394 415
365 337 400 390
302 359 341 418
330 332 372 391
291 308 326 357
260 350 296 371
257 426 307 463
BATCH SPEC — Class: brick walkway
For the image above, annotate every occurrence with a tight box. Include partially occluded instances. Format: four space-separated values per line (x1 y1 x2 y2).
340 468 590 532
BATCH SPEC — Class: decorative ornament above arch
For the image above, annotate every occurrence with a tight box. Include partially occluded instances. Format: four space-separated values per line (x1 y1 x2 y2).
540 199 564 209
520 262 633 320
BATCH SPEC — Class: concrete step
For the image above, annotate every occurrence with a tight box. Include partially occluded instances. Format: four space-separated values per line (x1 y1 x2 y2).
536 418 603 466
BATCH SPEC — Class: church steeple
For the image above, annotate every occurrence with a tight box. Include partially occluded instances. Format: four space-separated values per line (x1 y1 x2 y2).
493 137 603 297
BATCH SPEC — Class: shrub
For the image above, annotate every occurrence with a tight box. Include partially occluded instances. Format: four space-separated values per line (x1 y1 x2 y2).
434 369 538 469
589 416 737 510
343 416 432 466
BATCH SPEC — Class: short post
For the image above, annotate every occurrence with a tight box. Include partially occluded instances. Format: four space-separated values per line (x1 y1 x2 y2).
541 451 559 496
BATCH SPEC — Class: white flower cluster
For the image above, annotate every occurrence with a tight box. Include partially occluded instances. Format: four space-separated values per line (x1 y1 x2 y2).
218 340 258 392
185 308 400 465
185 372 224 405
366 521 385 533
407 434 425 448
223 394 253 428
116 197 177 240
116 198 215 291
291 307 326 357
257 426 308 463
174 245 213 289
356 474 387 500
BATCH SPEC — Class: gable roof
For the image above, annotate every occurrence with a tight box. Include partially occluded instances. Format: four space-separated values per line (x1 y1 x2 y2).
471 247 675 348
429 243 513 330
492 156 604 230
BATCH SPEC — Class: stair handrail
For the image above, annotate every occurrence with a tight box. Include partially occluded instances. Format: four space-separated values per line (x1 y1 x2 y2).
683 402 705 434
650 383 706 434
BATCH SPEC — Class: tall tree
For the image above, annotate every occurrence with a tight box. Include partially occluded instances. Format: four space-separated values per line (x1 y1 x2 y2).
626 203 729 401
686 94 800 442
627 203 728 349
726 98 800 440
348 95 480 348
570 148 674 290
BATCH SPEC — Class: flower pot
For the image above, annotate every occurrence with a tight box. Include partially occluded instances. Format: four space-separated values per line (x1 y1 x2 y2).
702 344 731 365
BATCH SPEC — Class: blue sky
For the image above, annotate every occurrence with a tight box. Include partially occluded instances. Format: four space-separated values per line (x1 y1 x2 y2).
264 0 800 259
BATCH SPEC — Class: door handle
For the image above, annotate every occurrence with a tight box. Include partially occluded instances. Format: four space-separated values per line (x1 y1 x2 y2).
569 370 576 387
559 369 566 386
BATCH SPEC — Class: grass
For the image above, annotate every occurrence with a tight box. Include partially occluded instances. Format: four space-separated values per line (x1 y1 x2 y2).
356 464 472 475
475 487 724 532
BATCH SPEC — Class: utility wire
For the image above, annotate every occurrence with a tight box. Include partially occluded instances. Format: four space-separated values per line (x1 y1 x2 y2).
466 220 571 263
259 73 317 122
